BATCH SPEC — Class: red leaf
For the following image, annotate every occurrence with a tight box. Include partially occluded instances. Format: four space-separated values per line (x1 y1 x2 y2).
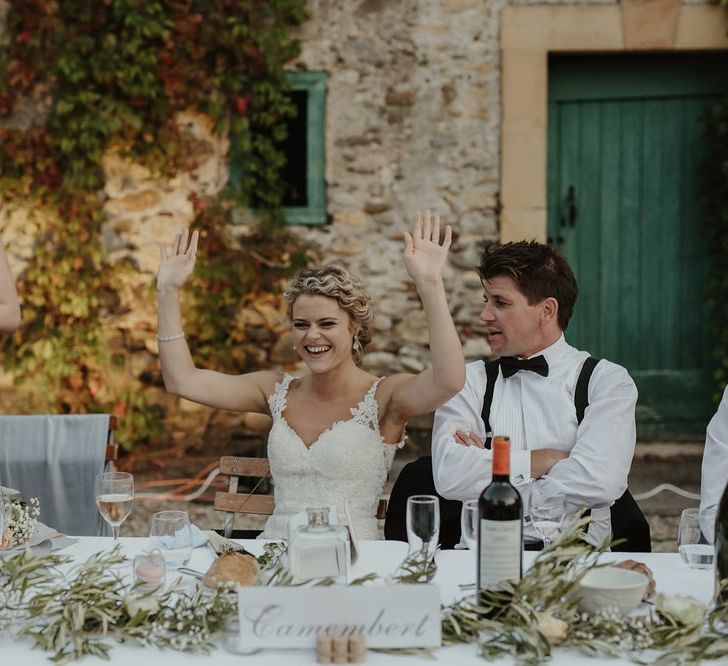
234 95 249 116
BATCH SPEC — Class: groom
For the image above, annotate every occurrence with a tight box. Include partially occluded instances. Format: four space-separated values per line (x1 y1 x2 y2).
430 240 646 549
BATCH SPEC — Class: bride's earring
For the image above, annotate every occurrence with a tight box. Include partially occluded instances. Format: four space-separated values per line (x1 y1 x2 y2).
352 336 362 352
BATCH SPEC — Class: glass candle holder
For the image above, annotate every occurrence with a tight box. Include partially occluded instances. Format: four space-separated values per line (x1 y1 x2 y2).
134 550 166 588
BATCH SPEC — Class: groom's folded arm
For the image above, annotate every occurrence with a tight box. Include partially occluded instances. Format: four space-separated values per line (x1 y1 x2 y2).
431 368 531 501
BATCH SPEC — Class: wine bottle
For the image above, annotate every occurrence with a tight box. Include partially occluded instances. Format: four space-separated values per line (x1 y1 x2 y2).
715 480 728 603
477 436 523 592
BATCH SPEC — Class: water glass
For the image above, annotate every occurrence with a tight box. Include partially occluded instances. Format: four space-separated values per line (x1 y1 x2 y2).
406 495 440 565
461 499 478 551
531 495 567 548
149 510 193 569
678 507 713 569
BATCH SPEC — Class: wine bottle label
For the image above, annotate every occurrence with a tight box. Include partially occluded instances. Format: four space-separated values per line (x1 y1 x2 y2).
478 518 521 588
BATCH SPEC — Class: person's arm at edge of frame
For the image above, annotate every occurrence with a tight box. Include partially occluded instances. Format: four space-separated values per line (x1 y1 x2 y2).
699 384 728 543
0 239 21 333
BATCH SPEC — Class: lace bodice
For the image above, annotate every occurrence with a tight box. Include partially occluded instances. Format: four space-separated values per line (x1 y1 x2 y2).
258 373 402 540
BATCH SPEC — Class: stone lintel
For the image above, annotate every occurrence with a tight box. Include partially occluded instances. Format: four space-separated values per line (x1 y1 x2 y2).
621 0 681 50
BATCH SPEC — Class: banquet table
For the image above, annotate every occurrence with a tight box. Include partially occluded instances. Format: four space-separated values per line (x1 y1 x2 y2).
0 536 718 665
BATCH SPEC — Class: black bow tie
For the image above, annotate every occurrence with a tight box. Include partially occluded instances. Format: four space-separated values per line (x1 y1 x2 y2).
499 355 549 378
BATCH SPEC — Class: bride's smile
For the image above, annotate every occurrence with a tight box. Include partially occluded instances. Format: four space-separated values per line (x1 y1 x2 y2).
292 294 359 371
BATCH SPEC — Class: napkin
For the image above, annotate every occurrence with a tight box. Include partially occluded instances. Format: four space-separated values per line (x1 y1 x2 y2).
0 485 21 500
205 530 254 555
153 523 208 550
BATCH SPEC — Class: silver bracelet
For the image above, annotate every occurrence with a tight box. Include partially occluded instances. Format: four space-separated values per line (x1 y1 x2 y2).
157 333 185 342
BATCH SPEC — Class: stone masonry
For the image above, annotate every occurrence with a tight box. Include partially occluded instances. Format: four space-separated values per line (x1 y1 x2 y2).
0 0 717 425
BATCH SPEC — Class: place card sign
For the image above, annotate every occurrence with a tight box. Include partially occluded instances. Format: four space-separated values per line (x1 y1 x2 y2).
236 584 441 649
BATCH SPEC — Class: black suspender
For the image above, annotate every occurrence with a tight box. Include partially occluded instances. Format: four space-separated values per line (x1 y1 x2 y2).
480 359 501 450
480 356 601 442
574 356 600 424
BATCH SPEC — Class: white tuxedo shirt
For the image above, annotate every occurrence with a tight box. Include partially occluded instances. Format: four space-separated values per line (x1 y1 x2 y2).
432 335 638 546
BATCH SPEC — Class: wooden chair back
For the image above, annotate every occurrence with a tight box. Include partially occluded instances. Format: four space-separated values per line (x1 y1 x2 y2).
214 456 273 537
105 415 119 466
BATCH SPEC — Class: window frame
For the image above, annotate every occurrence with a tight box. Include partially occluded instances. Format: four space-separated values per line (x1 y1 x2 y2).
229 70 327 226
282 71 327 226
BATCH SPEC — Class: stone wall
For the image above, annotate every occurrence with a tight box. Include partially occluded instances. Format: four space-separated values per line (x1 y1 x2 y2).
290 0 507 378
2 0 713 428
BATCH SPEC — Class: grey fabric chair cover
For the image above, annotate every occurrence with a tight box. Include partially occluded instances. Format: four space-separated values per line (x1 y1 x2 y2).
0 414 111 536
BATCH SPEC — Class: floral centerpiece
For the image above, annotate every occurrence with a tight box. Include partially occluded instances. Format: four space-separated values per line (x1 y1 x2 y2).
0 497 40 550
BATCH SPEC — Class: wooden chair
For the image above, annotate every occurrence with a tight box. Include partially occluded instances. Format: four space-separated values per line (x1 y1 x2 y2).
214 456 274 538
214 455 389 539
105 415 119 467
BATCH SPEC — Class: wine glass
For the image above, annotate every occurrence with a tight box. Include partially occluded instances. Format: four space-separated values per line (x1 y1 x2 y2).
461 499 478 551
406 495 440 579
677 508 713 569
531 495 566 549
149 510 193 569
95 471 133 544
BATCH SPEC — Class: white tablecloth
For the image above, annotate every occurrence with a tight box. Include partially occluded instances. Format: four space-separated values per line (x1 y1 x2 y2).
0 537 717 665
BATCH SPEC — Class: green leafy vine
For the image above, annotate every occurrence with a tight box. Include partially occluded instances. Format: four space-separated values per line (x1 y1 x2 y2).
0 1 309 446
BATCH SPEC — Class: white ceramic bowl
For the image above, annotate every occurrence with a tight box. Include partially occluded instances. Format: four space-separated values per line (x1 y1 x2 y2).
577 566 648 615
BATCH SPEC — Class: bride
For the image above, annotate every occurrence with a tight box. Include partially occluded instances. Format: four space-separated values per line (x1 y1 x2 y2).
156 211 465 539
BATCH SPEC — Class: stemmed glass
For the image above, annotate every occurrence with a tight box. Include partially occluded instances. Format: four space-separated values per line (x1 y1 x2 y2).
531 495 566 549
95 471 134 544
461 499 479 551
677 507 713 569
406 495 440 581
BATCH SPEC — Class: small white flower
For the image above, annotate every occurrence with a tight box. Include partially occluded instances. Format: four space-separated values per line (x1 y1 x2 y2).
126 594 160 617
655 593 705 626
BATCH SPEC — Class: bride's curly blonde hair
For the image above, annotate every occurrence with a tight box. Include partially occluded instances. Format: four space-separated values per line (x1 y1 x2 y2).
284 265 374 361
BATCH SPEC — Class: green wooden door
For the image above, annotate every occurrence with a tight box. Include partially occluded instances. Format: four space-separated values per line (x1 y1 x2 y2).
547 54 728 438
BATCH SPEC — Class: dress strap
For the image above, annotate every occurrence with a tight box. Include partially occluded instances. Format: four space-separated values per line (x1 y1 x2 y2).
267 373 294 419
351 378 383 430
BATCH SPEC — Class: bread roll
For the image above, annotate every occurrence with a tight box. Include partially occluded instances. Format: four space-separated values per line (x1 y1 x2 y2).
203 551 260 588
614 559 656 598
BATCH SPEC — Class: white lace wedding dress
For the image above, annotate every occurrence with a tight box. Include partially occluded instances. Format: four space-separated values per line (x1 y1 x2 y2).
258 374 402 540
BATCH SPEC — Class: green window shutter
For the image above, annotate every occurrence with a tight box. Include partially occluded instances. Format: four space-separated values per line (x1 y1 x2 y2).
229 71 327 226
283 71 327 226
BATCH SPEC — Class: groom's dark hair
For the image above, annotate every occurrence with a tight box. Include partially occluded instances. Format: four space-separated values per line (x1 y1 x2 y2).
478 241 578 330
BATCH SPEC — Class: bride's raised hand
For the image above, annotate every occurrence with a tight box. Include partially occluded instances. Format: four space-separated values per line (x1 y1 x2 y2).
403 210 452 284
157 229 199 291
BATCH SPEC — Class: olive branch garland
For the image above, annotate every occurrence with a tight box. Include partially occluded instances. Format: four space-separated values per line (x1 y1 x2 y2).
440 518 728 665
0 547 238 663
2 524 728 664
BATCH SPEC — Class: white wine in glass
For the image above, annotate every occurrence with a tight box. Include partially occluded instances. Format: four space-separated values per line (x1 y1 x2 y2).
95 471 133 543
